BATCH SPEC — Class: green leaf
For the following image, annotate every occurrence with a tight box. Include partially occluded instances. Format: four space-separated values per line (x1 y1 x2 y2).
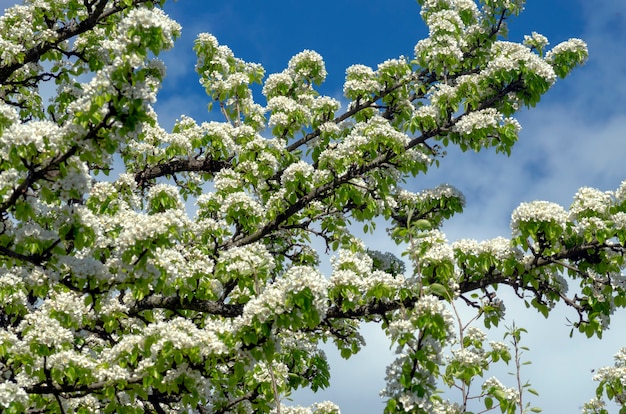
428 283 448 298
485 396 494 410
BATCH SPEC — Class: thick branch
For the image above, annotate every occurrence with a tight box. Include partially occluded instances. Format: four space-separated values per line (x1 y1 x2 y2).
128 294 243 317
134 157 231 188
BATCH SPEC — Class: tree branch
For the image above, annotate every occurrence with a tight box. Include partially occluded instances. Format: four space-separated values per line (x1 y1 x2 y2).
128 294 244 317
134 157 231 188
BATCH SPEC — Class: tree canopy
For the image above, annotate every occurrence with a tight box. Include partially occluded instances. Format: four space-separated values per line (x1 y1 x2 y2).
0 0 623 413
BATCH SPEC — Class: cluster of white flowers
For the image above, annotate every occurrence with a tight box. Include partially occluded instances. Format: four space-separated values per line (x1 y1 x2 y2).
195 33 263 110
453 108 502 135
569 187 612 219
262 72 294 98
281 160 315 187
143 317 228 358
411 229 455 266
0 168 22 203
272 407 312 414
420 184 465 204
267 95 311 131
310 401 340 413
203 120 239 153
523 31 549 51
431 399 464 414
135 122 187 158
147 183 184 211
343 64 381 98
382 353 436 412
414 295 456 340
239 266 329 326
425 9 465 37
48 348 97 374
0 269 28 311
219 191 265 223
482 377 520 405
387 318 415 340
96 291 130 319
545 38 588 64
288 49 327 84
318 121 342 138
465 325 487 343
153 245 216 293
453 236 522 262
47 158 93 201
318 116 410 171
278 331 322 355
612 212 626 232
377 57 411 79
39 290 92 327
0 3 52 63
115 208 187 250
581 397 607 414
0 381 28 409
419 0 479 18
510 200 568 233
21 266 54 288
1 120 63 156
573 216 609 240
272 404 339 414
412 104 440 130
450 347 485 367
120 7 180 50
592 349 626 398
488 41 556 84
213 168 242 192
414 14 466 69
361 115 410 148
613 180 626 205
430 84 458 110
489 340 509 354
18 311 74 349
421 242 455 266
58 254 111 283
0 35 25 66
311 96 341 123
11 221 56 248
252 360 289 386
330 249 372 275
217 242 275 279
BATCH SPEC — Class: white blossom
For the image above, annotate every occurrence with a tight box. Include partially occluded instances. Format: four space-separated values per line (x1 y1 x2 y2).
288 49 327 83
0 381 28 409
523 31 549 50
281 160 315 186
343 64 381 97
569 187 612 219
545 38 588 63
453 108 502 134
486 41 556 84
511 200 568 232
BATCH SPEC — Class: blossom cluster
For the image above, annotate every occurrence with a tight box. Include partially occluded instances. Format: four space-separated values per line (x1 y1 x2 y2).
329 249 407 306
238 265 329 327
510 200 568 233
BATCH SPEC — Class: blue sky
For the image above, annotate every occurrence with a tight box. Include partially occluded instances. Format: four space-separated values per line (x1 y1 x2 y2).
3 0 626 412
153 1 626 412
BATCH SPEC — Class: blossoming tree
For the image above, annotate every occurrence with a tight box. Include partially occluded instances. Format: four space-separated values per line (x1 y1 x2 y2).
0 0 623 412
